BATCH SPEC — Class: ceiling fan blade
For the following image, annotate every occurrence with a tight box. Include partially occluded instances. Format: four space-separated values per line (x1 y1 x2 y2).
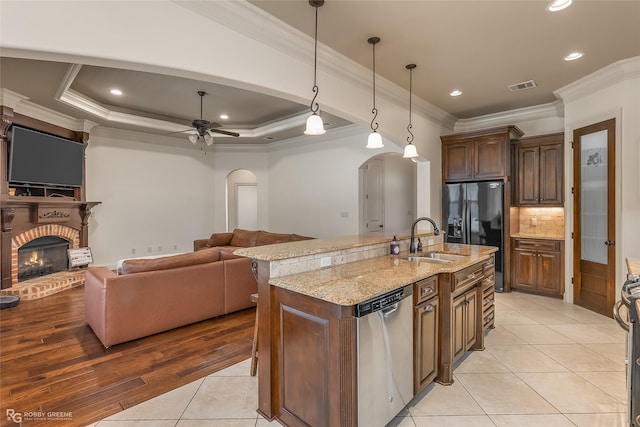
209 128 240 137
165 128 196 136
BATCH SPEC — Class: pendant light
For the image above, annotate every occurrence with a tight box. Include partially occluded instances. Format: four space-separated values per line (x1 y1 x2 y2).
403 63 419 159
366 36 383 149
304 0 326 136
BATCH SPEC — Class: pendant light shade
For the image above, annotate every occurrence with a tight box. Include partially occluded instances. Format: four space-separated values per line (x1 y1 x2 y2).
403 63 419 159
304 0 326 136
366 36 384 149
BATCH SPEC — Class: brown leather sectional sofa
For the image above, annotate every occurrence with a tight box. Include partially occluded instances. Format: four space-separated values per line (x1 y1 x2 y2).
85 228 311 348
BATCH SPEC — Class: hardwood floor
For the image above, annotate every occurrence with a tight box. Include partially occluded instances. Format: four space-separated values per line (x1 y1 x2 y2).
0 286 255 427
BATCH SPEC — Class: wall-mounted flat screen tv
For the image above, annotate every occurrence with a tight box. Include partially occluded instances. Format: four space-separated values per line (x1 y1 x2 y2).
8 126 84 188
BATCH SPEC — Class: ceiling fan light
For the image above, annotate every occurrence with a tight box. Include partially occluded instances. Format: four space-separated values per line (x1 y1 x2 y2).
366 131 384 149
188 134 198 144
304 113 326 135
204 133 214 145
403 143 418 159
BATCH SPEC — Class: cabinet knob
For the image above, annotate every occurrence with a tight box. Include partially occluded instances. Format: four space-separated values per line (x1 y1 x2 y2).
467 273 476 280
424 304 435 312
422 287 434 296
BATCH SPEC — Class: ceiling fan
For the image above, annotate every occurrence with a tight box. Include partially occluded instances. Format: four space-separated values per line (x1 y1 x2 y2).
177 91 240 145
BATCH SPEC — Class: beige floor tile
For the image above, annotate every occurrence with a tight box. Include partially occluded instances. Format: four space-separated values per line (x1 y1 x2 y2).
485 345 569 373
454 349 510 373
546 324 622 344
517 372 626 413
412 415 495 426
407 380 484 416
256 416 276 426
503 324 576 345
387 416 416 427
489 414 576 426
535 344 624 371
575 371 627 403
455 372 558 415
104 379 203 421
493 296 549 311
559 308 617 324
582 343 626 365
97 422 178 426
518 310 581 325
210 358 252 377
495 309 539 325
483 326 527 346
565 412 627 427
176 421 258 427
591 323 628 342
181 376 258 420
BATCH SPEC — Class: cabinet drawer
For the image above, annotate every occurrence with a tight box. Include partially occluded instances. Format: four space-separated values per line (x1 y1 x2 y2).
515 239 560 252
483 305 495 330
481 273 495 291
482 256 495 274
453 263 483 292
482 287 495 308
415 276 438 305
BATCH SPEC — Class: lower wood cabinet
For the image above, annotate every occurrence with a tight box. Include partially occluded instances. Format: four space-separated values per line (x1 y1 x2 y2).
452 289 477 362
512 238 564 297
414 276 439 394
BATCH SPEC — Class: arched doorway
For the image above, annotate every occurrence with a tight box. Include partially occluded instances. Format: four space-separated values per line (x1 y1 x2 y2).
226 169 258 231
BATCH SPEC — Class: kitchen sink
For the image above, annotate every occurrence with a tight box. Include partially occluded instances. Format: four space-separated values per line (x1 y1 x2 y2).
401 256 454 264
401 252 469 264
420 252 468 261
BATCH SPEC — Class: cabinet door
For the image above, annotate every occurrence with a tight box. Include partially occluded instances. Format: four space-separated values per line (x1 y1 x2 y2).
452 294 466 361
517 145 539 205
464 290 477 351
513 248 537 291
443 142 472 182
414 298 439 394
539 144 563 205
474 135 506 179
537 250 562 295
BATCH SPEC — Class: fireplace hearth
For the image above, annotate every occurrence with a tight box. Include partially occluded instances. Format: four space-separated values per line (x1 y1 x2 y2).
18 236 70 281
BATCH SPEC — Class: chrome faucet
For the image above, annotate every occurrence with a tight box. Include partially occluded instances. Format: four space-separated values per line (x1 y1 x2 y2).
410 217 440 253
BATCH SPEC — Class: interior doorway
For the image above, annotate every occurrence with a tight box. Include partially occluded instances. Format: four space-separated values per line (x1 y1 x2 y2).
360 154 415 235
227 169 258 231
573 118 616 317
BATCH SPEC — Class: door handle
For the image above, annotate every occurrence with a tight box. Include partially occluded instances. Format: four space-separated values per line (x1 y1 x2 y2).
605 240 615 246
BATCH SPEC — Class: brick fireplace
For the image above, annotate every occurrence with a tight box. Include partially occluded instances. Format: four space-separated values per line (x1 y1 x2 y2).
1 104 100 299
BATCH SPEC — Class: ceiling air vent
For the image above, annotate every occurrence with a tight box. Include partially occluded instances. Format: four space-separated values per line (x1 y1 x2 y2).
508 80 537 92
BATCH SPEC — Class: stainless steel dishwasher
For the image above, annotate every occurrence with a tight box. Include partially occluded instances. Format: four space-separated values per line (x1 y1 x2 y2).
356 284 414 427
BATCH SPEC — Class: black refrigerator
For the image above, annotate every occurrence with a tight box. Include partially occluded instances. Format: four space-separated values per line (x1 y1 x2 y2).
443 181 504 292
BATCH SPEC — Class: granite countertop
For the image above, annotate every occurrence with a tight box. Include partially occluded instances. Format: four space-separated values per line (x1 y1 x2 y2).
627 258 640 275
511 233 565 241
235 231 435 261
269 243 498 306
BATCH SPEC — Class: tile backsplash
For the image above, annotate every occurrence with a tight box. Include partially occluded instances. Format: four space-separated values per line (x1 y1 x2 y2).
518 207 565 237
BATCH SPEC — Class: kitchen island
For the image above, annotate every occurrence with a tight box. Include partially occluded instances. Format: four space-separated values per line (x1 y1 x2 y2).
236 233 497 427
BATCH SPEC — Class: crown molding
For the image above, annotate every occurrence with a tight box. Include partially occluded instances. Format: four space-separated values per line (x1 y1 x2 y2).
174 0 457 128
454 101 563 133
0 88 30 109
554 56 640 104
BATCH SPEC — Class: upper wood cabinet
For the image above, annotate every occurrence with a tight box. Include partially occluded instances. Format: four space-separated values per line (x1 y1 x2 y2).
513 132 564 206
441 126 524 182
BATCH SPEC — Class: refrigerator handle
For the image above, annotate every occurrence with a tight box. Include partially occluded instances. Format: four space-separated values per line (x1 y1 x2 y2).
462 200 468 244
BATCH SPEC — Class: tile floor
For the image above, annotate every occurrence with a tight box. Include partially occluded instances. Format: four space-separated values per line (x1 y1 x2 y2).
88 292 628 427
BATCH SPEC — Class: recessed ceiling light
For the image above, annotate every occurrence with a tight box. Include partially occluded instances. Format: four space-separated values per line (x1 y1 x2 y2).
564 52 583 61
450 90 462 97
110 89 123 96
547 0 572 12
219 114 229 120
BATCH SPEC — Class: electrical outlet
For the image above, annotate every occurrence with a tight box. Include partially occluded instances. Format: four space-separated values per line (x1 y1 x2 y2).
131 248 136 254
147 247 152 253
530 217 537 226
173 244 178 250
340 211 349 218
158 245 162 252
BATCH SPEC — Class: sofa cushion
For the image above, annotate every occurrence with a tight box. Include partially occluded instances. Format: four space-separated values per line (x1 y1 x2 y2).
219 247 246 260
229 229 259 247
207 232 233 248
256 231 292 246
120 248 221 275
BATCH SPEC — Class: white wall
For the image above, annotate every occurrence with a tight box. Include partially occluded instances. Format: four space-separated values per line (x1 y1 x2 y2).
383 154 416 234
86 128 218 267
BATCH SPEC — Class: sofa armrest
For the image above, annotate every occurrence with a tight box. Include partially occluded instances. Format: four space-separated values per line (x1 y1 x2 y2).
193 239 210 252
84 267 117 347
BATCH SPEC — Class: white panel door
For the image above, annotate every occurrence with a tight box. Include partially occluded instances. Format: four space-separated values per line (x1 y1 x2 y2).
236 184 258 230
364 158 384 233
